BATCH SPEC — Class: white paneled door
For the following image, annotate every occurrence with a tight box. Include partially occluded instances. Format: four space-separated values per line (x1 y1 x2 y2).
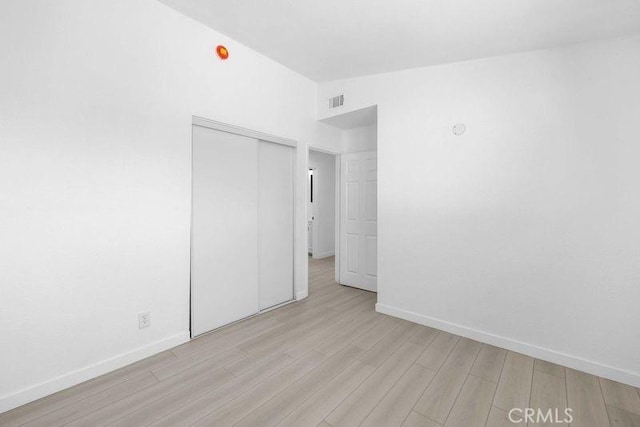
340 151 377 292
191 125 294 337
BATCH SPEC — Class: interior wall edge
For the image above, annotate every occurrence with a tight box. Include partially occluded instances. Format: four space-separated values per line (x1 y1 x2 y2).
296 289 309 301
376 303 640 388
0 331 190 414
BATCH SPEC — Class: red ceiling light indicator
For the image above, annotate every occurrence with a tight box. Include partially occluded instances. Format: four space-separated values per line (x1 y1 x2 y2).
216 45 229 60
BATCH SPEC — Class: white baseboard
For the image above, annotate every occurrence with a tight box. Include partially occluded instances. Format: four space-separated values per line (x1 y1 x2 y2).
296 289 308 300
0 331 190 414
312 251 334 260
376 303 640 388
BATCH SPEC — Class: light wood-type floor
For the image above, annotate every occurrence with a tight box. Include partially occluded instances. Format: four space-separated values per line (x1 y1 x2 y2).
3 257 640 426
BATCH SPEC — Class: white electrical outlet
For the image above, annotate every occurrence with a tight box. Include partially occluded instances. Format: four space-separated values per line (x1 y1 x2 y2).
138 312 151 329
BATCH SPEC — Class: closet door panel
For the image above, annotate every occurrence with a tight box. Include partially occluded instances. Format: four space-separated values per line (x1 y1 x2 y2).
258 141 294 310
191 126 259 336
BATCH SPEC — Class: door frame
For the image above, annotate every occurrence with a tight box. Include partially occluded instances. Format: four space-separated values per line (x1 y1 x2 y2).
193 117 297 148
308 146 342 285
308 167 316 257
190 116 302 337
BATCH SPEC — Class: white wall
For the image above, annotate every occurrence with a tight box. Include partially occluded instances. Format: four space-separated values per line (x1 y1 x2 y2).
308 150 336 259
342 124 377 153
318 35 640 386
0 0 342 412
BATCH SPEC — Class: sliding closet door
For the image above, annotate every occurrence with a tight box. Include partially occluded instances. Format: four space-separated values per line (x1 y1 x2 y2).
258 141 294 310
191 125 259 337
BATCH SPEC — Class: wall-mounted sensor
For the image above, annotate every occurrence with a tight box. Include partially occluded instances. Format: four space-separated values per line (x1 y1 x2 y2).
452 124 466 136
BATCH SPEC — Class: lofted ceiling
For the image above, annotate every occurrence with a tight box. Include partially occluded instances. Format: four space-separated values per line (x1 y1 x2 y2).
158 0 640 81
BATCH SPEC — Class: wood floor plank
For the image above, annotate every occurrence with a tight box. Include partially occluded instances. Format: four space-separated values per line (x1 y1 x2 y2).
328 292 372 314
301 285 343 302
359 322 419 368
492 351 534 411
225 351 275 377
408 325 439 347
171 316 283 359
328 298 376 324
65 366 235 426
310 270 334 280
533 359 566 379
277 361 374 427
444 375 496 427
402 411 442 427
238 315 327 355
112 352 296 426
311 291 368 316
22 372 158 427
244 316 336 359
529 369 567 427
360 364 436 427
413 338 482 424
326 341 425 427
0 351 176 427
485 406 514 427
284 318 356 359
351 315 399 350
304 283 344 301
150 353 296 427
443 338 483 370
606 405 640 427
566 368 611 427
314 310 379 357
191 351 326 426
415 331 460 370
234 345 365 427
274 305 332 327
600 378 640 415
470 344 506 383
152 346 245 381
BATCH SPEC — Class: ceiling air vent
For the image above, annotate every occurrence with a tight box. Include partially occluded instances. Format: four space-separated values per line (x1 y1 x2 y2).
329 94 344 109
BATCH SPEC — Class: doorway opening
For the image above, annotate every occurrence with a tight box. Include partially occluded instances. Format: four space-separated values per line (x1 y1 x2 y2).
308 168 314 256
317 105 378 294
308 149 338 294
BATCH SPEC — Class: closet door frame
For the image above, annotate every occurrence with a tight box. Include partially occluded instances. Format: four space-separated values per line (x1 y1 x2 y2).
189 116 303 337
